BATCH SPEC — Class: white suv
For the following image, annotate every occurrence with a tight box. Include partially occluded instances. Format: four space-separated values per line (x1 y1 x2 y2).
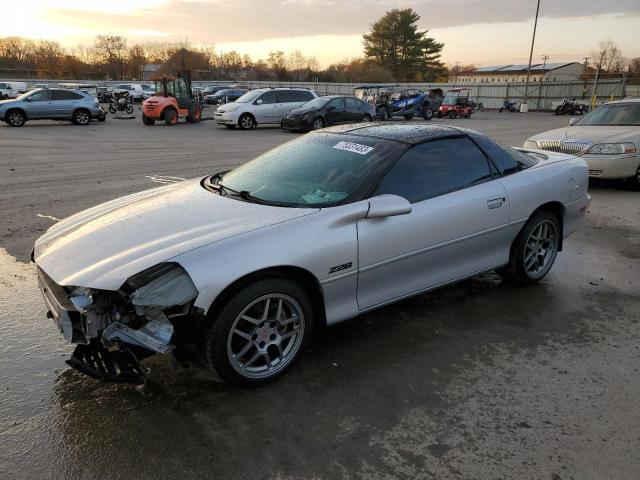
214 88 317 129
113 84 145 102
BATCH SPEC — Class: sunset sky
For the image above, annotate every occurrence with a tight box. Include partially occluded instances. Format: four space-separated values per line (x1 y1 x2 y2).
5 0 640 67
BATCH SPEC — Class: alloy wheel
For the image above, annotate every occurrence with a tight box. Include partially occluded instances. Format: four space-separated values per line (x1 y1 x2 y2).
76 111 89 125
240 115 254 129
227 294 305 379
8 111 24 126
523 219 558 278
312 118 324 130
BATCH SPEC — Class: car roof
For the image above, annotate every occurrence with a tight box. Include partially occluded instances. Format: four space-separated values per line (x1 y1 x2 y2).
603 97 640 105
319 123 478 144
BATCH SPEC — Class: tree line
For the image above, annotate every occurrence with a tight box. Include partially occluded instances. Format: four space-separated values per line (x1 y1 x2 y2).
0 9 446 83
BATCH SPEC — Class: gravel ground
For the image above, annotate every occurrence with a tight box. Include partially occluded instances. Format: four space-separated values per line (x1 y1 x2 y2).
0 111 638 480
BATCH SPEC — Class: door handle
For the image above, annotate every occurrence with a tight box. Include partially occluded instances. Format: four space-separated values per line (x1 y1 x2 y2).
487 197 505 210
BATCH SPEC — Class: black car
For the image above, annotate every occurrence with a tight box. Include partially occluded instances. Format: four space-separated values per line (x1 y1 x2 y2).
204 89 247 105
281 95 376 132
202 85 226 97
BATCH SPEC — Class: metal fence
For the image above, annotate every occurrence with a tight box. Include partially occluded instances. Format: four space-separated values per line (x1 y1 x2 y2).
4 77 631 111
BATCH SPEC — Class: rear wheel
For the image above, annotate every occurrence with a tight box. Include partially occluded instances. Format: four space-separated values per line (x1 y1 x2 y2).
422 108 434 121
72 109 90 125
362 114 372 122
187 103 201 123
377 106 391 121
6 109 26 127
448 111 457 119
204 278 314 387
108 104 117 114
498 211 560 285
238 113 255 130
164 109 178 126
142 114 155 126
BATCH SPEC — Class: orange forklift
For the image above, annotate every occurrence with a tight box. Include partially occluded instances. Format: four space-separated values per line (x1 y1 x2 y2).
142 71 202 126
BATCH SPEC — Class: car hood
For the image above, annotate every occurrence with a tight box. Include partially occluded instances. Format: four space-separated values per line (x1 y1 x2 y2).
34 178 318 290
288 106 317 116
527 125 640 144
0 98 19 108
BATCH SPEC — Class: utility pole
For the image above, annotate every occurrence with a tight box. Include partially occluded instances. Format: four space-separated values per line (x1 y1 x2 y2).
454 61 460 83
522 0 541 112
591 50 605 110
581 57 589 99
537 54 549 111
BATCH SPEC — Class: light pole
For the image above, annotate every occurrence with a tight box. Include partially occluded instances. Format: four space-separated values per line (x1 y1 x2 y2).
537 54 548 110
522 0 541 112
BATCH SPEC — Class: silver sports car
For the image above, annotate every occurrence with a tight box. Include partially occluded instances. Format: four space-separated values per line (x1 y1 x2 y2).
34 124 591 387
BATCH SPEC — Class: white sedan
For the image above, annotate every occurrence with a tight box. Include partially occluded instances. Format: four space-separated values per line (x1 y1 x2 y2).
524 98 640 189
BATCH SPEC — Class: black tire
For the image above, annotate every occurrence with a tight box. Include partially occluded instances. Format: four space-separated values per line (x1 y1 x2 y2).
422 108 434 121
238 113 255 130
465 112 472 118
6 109 26 127
477 103 484 112
142 114 155 126
448 111 457 119
125 105 134 115
108 105 117 114
311 117 325 130
497 211 561 285
97 114 106 122
403 113 414 120
436 112 443 118
499 107 504 113
628 165 640 191
164 109 178 126
72 109 91 125
187 103 201 123
554 106 563 115
362 114 373 122
204 278 315 387
377 106 391 121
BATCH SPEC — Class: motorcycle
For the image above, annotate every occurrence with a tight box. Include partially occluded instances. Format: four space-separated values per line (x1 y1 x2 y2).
108 92 134 115
468 99 484 112
499 99 518 113
554 98 584 116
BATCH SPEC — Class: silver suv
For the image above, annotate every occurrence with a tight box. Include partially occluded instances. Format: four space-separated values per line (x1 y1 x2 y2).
214 87 317 129
0 88 105 127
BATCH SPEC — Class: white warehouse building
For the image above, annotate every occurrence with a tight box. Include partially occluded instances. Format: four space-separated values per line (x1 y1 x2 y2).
458 62 587 83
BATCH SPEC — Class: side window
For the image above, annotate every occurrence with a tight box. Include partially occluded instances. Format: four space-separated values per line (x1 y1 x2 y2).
300 91 315 101
374 137 493 203
28 90 50 101
345 98 361 109
327 98 344 110
52 90 82 100
258 91 276 104
275 90 296 103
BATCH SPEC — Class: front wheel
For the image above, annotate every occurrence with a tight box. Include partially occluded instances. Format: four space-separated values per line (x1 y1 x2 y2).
108 105 117 114
142 114 155 126
204 278 314 387
628 165 640 191
498 211 560 285
377 107 391 121
476 103 484 112
164 109 178 126
422 108 434 121
6 110 26 127
125 105 134 115
448 111 457 119
311 117 324 130
238 113 255 130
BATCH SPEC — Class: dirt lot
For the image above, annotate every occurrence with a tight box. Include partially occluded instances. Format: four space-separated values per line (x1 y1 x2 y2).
0 111 639 480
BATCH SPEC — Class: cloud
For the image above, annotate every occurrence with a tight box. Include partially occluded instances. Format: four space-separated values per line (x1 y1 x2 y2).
44 0 640 43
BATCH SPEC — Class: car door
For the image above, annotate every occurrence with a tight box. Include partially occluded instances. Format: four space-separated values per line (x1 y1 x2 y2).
345 97 365 122
51 90 82 118
24 90 54 118
252 91 278 123
356 136 510 310
324 98 347 125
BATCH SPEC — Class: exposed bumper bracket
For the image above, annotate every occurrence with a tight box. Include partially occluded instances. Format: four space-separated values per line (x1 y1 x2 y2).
66 342 146 385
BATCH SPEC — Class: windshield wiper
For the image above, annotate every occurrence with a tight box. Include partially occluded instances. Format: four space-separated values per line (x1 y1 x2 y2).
207 175 264 204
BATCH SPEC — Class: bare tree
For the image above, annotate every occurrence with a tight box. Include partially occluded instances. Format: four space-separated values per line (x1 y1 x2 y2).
91 35 128 79
591 39 625 75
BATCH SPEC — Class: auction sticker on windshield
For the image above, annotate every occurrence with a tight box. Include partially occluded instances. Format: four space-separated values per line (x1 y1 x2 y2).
333 141 374 155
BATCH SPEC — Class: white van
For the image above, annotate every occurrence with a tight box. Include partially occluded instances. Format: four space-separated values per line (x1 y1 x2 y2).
113 84 145 101
0 82 28 99
214 87 317 129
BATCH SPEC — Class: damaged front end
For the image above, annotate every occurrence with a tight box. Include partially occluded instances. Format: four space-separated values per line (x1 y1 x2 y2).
38 262 201 384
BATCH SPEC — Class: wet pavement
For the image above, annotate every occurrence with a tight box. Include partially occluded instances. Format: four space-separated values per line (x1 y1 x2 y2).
1 113 639 479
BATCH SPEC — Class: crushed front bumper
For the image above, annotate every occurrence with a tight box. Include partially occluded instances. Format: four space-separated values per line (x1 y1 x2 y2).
67 341 147 384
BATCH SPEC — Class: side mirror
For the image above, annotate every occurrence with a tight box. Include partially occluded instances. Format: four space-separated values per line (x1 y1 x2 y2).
24 97 31 102
256 99 263 105
569 117 577 126
366 195 412 219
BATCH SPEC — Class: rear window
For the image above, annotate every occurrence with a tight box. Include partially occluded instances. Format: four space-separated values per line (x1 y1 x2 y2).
276 90 314 103
471 134 537 175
